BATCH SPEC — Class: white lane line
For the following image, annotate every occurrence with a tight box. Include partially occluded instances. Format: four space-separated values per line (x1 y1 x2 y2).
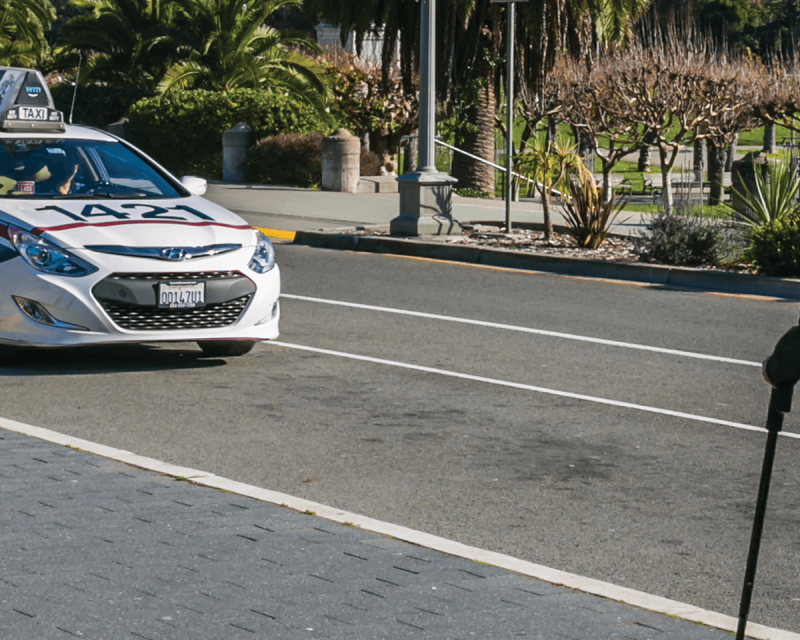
2 417 795 640
269 340 799 440
281 294 760 367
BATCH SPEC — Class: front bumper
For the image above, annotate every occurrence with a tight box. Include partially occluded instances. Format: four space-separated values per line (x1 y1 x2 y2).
0 252 280 348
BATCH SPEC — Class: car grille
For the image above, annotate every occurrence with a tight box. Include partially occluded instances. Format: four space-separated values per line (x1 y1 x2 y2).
96 272 251 331
101 297 251 331
105 271 242 281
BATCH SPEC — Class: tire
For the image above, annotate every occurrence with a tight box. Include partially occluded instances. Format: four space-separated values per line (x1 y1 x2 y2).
197 340 257 357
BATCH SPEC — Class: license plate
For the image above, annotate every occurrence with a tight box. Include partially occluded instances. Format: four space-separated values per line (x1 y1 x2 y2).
19 106 47 120
157 281 205 309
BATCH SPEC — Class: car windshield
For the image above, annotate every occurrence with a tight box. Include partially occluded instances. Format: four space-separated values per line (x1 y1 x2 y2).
0 138 182 199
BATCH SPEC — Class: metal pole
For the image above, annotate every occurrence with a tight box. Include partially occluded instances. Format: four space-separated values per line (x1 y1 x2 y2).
735 384 793 640
418 0 436 173
504 2 515 232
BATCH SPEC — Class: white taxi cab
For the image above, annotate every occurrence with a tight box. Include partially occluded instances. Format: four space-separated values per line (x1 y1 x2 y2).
0 67 280 362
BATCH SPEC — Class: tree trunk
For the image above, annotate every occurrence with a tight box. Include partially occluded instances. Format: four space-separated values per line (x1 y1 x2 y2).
539 187 553 240
602 163 612 204
707 140 727 205
763 121 776 154
725 137 736 172
403 133 418 174
638 145 651 172
693 139 705 182
450 46 496 195
659 146 674 213
545 116 558 147
639 129 654 172
576 128 592 160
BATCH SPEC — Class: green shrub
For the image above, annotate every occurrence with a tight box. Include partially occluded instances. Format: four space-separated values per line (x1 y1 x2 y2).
748 214 800 277
246 132 324 187
635 205 745 267
246 134 383 187
125 89 329 179
360 149 382 177
454 187 491 199
50 84 145 130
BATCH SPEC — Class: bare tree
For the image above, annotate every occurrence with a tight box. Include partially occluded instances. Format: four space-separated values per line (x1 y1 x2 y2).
694 56 762 204
755 56 800 137
516 65 564 160
557 53 648 203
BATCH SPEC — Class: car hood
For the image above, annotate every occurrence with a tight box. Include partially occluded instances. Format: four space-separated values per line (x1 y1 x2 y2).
0 196 256 249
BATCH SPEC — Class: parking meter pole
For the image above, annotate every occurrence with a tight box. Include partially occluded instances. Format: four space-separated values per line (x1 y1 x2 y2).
735 384 792 640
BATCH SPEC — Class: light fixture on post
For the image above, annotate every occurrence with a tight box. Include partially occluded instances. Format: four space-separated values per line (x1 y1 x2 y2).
492 0 527 233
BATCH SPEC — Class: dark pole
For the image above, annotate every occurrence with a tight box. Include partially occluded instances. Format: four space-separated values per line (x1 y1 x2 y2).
504 1 514 233
492 0 527 230
735 384 793 640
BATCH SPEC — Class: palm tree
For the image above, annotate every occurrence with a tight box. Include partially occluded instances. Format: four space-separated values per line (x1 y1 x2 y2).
160 0 327 107
58 0 181 94
0 0 56 66
305 0 651 194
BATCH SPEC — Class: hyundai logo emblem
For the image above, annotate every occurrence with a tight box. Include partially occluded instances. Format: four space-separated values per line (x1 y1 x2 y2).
161 247 189 261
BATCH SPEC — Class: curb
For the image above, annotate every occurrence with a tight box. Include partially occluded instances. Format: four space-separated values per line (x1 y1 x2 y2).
2 415 798 640
294 231 800 301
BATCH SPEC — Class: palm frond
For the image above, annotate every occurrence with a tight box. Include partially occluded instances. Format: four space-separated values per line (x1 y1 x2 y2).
158 60 207 92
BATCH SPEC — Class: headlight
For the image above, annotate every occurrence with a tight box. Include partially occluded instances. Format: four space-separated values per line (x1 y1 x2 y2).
9 226 97 277
248 231 276 274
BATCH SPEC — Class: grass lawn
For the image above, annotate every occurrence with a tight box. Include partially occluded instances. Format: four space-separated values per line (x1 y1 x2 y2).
404 116 799 215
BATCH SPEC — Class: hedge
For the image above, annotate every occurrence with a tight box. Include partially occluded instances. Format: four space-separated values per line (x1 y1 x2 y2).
125 89 330 179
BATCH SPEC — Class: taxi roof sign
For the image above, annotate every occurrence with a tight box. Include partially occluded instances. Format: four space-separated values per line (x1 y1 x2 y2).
0 67 65 133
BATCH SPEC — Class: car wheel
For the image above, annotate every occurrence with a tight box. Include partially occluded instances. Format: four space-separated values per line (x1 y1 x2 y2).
197 340 257 357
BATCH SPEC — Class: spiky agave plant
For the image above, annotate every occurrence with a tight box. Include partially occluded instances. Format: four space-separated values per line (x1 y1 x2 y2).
726 153 800 228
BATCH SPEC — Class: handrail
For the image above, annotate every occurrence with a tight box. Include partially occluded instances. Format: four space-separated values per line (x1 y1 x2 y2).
399 134 533 184
433 138 535 184
399 135 564 197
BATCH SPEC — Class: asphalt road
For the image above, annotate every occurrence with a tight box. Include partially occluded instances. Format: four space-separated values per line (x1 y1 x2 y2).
3 243 800 633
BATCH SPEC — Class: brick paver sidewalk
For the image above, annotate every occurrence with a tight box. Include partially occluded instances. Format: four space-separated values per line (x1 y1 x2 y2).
1 429 732 640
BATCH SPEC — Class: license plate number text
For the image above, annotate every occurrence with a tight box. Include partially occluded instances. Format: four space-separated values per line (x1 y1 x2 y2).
158 281 205 309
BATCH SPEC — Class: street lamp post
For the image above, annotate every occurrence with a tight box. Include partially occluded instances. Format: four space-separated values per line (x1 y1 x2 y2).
390 0 459 237
492 0 527 233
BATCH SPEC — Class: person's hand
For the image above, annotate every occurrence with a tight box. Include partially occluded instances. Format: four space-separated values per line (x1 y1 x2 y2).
57 164 79 195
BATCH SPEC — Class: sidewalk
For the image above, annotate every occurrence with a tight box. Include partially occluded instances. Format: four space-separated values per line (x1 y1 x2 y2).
205 183 652 237
3 419 788 640
205 183 800 301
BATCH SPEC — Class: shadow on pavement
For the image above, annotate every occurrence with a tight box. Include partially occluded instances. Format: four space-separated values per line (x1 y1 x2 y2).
0 343 227 376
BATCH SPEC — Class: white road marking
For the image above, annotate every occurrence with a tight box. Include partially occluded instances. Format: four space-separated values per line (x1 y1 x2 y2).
268 340 798 440
281 294 760 367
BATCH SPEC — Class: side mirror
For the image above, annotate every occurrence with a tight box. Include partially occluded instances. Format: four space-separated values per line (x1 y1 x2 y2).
180 175 208 196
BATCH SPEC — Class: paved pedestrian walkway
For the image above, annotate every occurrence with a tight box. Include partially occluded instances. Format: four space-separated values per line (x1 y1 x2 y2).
204 183 653 238
1 423 789 640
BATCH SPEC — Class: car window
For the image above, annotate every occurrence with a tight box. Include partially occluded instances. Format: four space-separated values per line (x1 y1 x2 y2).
0 138 182 199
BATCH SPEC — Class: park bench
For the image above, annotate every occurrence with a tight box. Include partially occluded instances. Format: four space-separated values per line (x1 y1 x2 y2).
644 172 732 203
594 175 633 196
